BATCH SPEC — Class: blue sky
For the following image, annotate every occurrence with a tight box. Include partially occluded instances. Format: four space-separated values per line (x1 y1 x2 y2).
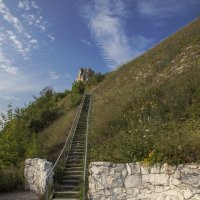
0 0 200 113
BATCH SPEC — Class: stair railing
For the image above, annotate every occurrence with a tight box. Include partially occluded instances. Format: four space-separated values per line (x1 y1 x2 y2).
83 93 92 200
45 95 86 200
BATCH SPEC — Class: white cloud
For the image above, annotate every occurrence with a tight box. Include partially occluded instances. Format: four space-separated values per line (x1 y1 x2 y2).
0 0 24 32
0 48 20 75
7 30 28 57
0 65 19 75
85 0 132 68
0 95 20 101
31 1 39 9
18 0 39 11
0 71 40 93
65 73 71 79
49 72 61 80
136 0 200 19
81 39 92 47
21 10 47 32
18 0 30 11
84 0 152 69
29 39 38 45
48 34 55 42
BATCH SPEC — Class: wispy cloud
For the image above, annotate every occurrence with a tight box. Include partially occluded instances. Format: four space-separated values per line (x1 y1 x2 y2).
0 0 39 59
81 39 92 47
0 0 24 32
19 0 50 33
49 71 61 80
0 45 20 75
0 71 38 93
136 0 200 19
48 34 55 42
22 13 47 31
18 0 30 11
84 0 131 68
0 95 20 101
65 73 71 79
7 30 30 57
84 0 152 69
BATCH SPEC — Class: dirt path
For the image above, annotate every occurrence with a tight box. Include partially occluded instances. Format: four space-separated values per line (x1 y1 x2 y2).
0 191 39 200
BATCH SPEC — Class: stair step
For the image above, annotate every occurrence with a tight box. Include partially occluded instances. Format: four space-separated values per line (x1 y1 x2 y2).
64 170 82 173
71 145 84 147
69 152 84 155
56 185 80 191
65 164 82 168
52 198 78 200
53 95 91 199
68 157 83 160
62 176 82 180
65 167 83 171
68 155 83 157
61 180 80 184
67 159 83 164
54 191 79 198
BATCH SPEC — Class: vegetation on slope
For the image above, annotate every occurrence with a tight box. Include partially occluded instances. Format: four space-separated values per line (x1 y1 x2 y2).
0 72 104 192
89 18 200 165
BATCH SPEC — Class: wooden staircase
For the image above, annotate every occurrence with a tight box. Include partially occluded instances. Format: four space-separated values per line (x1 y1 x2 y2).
52 94 91 200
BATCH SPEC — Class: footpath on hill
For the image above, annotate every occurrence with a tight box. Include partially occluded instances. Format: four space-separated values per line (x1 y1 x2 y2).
0 191 39 200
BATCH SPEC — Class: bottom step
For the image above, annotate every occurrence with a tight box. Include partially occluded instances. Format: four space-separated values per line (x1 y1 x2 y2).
52 199 78 200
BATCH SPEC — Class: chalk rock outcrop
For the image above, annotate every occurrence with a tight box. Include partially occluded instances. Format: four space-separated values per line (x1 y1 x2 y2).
88 162 200 200
76 68 94 82
24 158 54 194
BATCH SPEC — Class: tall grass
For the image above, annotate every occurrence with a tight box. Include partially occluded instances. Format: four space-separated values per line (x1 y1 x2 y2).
38 107 77 162
89 18 200 164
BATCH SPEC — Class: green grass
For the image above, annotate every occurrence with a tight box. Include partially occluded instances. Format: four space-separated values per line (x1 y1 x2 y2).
88 18 200 165
38 105 77 162
0 93 78 192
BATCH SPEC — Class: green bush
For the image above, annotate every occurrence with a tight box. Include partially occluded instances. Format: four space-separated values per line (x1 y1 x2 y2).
0 166 24 192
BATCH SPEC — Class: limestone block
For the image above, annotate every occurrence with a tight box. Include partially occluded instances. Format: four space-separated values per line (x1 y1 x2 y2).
88 162 200 200
126 163 141 174
182 188 193 199
124 175 141 188
160 163 176 175
113 187 123 195
154 186 171 193
24 158 53 195
170 176 181 186
190 194 200 200
121 168 127 178
126 188 139 196
150 164 161 174
162 189 184 200
142 174 169 186
141 164 150 174
173 170 181 179
115 164 125 172
185 164 198 169
181 167 200 187
91 165 100 175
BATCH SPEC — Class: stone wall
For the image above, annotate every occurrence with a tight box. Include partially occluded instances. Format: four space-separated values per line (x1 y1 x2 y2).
88 162 200 200
24 158 54 194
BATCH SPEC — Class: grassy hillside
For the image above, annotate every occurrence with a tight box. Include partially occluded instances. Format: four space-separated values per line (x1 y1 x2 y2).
0 72 104 192
0 88 77 192
89 18 200 165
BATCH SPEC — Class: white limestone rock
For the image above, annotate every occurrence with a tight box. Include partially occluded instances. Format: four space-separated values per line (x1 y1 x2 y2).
24 158 53 195
88 162 200 200
124 175 141 188
142 174 169 186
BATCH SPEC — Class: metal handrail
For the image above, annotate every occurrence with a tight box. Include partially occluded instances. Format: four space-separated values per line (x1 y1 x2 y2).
83 93 92 200
45 95 86 200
